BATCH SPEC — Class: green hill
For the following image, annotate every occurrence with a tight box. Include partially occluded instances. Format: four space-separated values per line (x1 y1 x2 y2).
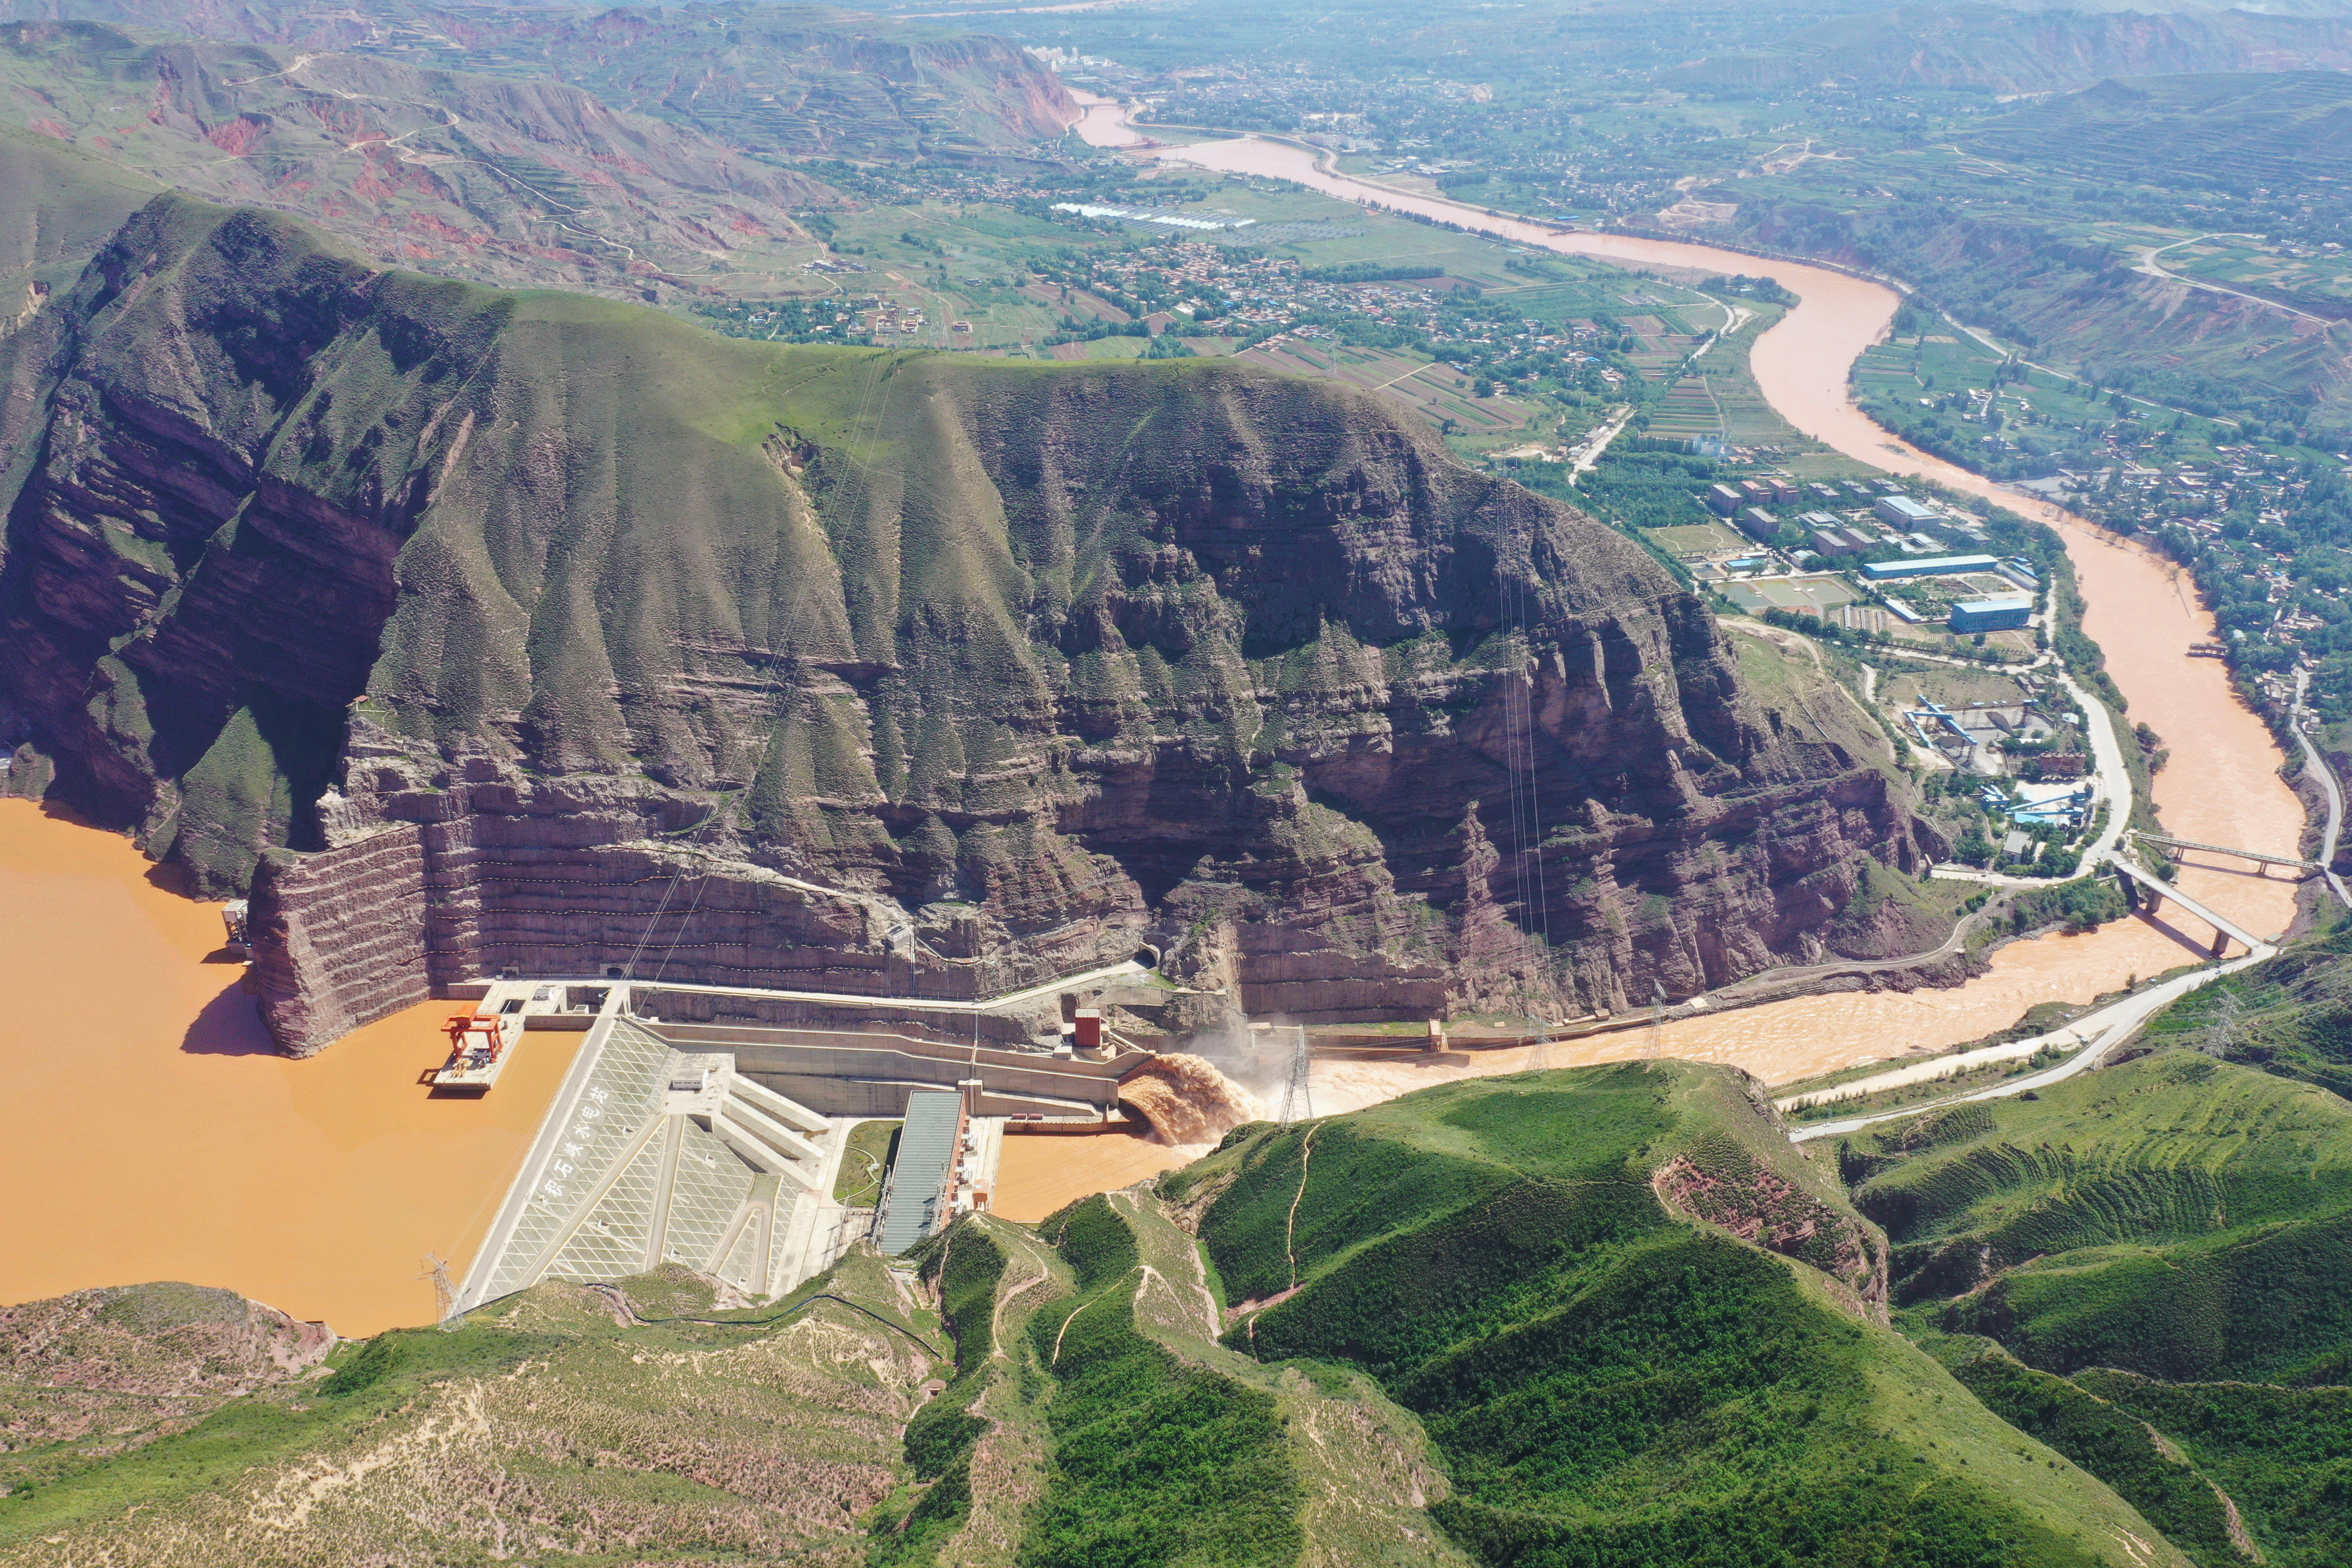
2138 921 2352 1101
1172 1063 2182 1568
6 1064 2205 1568
1848 1050 2352 1384
1844 1050 2352 1567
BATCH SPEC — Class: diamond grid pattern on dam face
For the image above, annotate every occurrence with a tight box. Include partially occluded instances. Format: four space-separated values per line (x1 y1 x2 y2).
660 1121 755 1271
480 1019 678 1298
545 1137 665 1281
714 1212 763 1292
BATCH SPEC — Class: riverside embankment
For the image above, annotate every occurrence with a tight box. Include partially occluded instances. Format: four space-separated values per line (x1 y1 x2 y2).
1075 111 2309 1109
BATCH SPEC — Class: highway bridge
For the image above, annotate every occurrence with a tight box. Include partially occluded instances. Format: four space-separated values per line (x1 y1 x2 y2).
2125 829 2318 874
2104 854 2264 958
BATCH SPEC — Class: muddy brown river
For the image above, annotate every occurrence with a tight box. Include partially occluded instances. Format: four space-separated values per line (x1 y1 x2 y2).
1095 110 2309 1112
0 802 581 1334
0 116 2311 1322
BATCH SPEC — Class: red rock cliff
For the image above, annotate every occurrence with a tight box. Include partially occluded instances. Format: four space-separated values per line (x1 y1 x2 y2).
0 194 1941 1055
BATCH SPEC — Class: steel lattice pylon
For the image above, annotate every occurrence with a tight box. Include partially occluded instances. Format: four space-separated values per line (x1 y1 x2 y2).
1277 1026 1312 1128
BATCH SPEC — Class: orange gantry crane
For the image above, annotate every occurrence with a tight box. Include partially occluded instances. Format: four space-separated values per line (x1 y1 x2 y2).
441 1012 506 1072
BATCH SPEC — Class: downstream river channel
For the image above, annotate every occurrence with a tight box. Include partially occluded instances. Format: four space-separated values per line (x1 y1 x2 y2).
0 110 2318 1299
1069 107 2310 1118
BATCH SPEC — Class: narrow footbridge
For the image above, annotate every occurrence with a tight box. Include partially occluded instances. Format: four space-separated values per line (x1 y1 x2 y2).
2104 854 2264 958
2125 829 2318 874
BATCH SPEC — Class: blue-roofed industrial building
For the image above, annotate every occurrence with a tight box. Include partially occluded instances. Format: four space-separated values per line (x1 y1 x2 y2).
876 1088 966 1253
1948 597 2034 633
1861 554 2001 582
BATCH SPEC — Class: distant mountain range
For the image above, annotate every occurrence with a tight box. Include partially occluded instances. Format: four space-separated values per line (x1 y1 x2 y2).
0 19 838 301
0 0 1078 160
0 2 1078 299
1668 4 2352 94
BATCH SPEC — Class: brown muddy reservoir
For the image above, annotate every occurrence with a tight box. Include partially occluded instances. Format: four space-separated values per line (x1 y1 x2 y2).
0 801 578 1335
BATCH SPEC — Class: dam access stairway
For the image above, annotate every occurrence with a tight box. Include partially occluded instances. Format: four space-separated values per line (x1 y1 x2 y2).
453 974 1163 1315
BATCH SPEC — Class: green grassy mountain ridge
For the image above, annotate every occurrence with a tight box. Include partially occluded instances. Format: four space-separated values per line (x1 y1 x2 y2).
2 1063 2220 1568
1849 1051 2352 1384
2139 917 2352 1100
1843 1048 2352 1565
0 146 1943 1052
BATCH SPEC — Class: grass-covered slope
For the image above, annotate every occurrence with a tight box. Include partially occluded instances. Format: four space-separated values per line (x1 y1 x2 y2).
1844 1050 2352 1567
0 1256 944 1565
1172 1063 2184 1568
0 125 153 305
16 1066 2294 1567
878 1199 1469 1568
2141 922 2352 1101
1848 1051 2352 1384
2068 1371 2352 1568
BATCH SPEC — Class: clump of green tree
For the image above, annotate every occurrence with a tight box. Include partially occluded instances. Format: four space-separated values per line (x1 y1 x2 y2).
1018 1197 1302 1568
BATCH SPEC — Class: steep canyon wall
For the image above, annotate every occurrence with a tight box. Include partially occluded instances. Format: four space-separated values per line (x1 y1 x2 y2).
0 190 1942 1055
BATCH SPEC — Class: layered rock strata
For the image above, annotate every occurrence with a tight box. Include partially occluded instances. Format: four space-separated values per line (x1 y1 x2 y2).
0 192 1942 1055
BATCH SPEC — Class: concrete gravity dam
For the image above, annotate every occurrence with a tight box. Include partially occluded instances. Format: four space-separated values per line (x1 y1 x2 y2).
449 966 1254 1312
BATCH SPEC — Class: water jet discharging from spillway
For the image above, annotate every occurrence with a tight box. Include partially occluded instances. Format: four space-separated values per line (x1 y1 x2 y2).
1118 1054 1261 1145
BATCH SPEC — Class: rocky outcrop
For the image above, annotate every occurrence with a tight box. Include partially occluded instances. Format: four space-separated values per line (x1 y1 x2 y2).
0 192 1944 1056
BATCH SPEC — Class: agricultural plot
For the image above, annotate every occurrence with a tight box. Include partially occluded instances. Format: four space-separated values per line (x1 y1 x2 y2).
1237 340 1533 432
2164 239 2352 316
1645 376 1730 441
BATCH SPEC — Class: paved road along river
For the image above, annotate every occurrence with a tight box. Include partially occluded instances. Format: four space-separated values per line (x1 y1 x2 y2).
1068 107 2310 1112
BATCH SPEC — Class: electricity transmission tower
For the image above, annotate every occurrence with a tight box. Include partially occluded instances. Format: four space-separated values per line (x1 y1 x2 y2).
2200 989 2244 1060
1277 1026 1312 1127
420 1254 457 1323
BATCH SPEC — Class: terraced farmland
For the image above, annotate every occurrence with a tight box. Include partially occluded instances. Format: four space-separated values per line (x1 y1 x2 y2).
1850 1051 2352 1383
